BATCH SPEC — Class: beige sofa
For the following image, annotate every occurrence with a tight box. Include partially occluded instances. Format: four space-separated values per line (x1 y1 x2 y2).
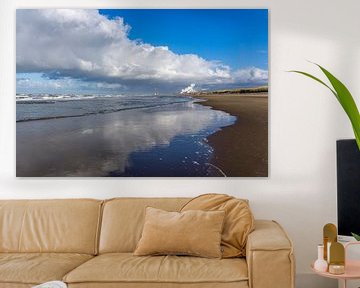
0 198 295 288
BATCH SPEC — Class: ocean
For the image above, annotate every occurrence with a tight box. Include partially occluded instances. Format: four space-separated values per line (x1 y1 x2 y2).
16 94 193 122
16 94 236 177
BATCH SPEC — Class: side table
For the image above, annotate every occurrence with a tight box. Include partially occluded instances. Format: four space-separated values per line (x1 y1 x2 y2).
311 242 360 288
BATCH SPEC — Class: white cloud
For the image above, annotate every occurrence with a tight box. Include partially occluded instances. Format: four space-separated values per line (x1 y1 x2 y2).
180 83 196 94
16 9 268 92
16 77 65 90
233 67 268 83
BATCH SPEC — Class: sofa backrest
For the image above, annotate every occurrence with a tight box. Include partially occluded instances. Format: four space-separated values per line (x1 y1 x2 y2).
99 197 190 253
0 199 102 254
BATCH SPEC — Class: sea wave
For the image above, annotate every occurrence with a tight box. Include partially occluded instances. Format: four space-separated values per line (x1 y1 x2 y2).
16 94 193 122
16 94 99 103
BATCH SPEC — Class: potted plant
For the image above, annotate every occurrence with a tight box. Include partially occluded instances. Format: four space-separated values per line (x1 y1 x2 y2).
291 63 360 240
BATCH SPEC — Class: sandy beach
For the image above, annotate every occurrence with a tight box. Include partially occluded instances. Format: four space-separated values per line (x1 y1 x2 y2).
195 93 268 177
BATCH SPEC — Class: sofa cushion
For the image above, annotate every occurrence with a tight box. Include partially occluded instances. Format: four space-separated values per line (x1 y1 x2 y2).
0 199 102 254
64 253 248 284
134 207 225 258
181 194 254 258
99 198 190 253
0 253 93 285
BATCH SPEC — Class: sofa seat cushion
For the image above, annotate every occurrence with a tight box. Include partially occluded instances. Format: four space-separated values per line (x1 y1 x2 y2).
68 283 249 288
64 253 248 285
0 253 93 285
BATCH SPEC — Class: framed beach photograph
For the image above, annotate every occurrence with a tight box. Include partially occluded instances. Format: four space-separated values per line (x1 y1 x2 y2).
16 9 268 177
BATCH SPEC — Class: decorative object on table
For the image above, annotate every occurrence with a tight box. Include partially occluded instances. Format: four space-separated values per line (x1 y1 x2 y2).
323 223 337 262
312 239 360 288
329 242 345 275
314 244 328 272
328 264 345 275
32 281 67 288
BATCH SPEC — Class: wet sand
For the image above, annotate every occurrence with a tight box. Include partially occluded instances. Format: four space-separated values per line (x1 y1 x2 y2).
16 100 235 177
195 93 268 177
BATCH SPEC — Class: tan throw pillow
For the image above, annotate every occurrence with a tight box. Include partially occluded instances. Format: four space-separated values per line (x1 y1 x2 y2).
134 207 225 258
181 193 254 258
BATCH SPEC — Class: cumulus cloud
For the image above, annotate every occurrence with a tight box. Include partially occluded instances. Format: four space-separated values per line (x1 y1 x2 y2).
17 77 65 90
16 9 268 93
233 67 268 83
180 83 196 94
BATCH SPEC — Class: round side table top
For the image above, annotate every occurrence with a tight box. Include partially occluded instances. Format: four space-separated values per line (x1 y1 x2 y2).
311 261 360 280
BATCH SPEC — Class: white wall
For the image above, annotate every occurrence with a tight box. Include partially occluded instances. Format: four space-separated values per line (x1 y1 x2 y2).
1 0 359 287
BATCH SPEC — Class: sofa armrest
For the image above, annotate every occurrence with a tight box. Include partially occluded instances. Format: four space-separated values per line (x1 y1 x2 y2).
246 220 295 288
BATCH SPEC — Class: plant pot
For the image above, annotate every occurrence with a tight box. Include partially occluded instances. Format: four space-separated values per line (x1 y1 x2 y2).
337 139 360 237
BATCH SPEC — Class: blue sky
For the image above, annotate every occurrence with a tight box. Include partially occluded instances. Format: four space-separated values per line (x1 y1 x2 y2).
99 9 268 70
16 9 268 95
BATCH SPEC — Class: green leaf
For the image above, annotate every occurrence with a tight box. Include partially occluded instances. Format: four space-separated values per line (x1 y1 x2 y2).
354 127 360 150
316 64 360 150
289 64 360 150
288 70 337 98
351 232 360 241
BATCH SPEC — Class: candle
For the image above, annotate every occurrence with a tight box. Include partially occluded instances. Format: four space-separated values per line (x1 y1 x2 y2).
328 264 345 275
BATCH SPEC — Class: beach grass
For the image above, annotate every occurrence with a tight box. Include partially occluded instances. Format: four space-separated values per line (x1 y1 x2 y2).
189 86 268 96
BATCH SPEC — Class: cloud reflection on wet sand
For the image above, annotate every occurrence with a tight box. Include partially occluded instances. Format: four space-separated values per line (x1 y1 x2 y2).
16 102 235 177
